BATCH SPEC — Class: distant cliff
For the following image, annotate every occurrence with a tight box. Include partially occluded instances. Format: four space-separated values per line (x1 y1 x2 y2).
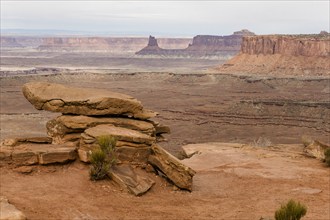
0 37 23 48
216 33 330 76
136 30 255 58
36 37 191 54
241 35 329 57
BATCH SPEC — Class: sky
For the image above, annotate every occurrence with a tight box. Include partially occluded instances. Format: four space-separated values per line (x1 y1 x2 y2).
1 0 329 37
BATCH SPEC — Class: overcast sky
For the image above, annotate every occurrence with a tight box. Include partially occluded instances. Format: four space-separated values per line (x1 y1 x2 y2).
1 1 329 36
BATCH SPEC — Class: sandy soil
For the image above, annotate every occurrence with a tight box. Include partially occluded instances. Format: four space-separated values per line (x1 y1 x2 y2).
1 143 329 219
0 55 329 219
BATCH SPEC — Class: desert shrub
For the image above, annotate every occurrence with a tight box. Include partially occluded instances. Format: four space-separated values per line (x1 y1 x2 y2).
275 199 307 220
252 137 273 147
324 148 330 167
89 135 117 180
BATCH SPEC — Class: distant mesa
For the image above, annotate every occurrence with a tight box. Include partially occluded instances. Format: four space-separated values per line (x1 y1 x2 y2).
215 32 330 76
148 35 158 47
135 30 255 58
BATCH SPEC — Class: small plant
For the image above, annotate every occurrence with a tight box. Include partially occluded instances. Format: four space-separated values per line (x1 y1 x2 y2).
252 137 273 147
275 199 307 220
89 135 117 181
324 148 330 167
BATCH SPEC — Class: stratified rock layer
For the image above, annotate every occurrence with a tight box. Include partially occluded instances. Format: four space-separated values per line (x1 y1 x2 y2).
216 34 330 76
136 30 255 57
46 115 156 144
0 142 77 165
22 82 156 119
148 144 196 191
79 125 155 164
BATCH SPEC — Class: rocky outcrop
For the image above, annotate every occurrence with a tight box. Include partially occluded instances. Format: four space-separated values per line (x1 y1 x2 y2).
79 125 155 164
0 197 26 220
216 33 330 76
36 37 191 54
241 35 329 57
136 30 255 57
0 142 77 165
148 144 196 191
2 82 194 195
46 115 156 144
22 82 156 119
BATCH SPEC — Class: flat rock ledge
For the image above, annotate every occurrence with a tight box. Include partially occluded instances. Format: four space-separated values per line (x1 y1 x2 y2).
0 142 77 165
47 115 156 144
148 144 196 191
0 196 26 220
22 82 157 119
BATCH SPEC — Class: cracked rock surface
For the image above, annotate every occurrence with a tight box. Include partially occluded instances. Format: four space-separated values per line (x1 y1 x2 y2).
22 82 156 119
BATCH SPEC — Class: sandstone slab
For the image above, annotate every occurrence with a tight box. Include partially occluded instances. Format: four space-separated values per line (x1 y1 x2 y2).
46 115 156 142
0 196 26 220
1 136 52 147
108 165 155 196
79 125 155 163
1 143 77 165
83 125 155 145
148 144 195 191
22 82 156 119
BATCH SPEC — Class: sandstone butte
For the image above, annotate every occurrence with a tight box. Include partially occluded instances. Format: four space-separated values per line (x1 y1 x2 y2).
22 82 157 119
215 34 330 76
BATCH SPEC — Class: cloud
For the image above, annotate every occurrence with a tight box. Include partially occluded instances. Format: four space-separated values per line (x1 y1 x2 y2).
1 1 329 36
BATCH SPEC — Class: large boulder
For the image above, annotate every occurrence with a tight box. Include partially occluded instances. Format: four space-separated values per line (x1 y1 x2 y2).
22 82 156 119
46 115 156 144
0 197 26 220
79 125 155 164
148 144 196 191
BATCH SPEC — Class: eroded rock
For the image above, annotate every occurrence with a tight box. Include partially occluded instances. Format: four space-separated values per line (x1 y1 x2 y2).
1 136 52 147
108 165 155 196
1 143 77 165
79 125 155 163
22 82 156 119
148 144 196 191
47 115 156 143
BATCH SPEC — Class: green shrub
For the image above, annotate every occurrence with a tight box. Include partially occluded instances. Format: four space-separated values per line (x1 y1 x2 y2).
275 199 307 220
325 148 330 167
89 135 117 180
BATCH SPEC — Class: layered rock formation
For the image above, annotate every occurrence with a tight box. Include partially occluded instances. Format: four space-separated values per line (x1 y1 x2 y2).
22 82 155 119
216 33 330 76
136 30 255 58
1 82 195 193
36 37 191 54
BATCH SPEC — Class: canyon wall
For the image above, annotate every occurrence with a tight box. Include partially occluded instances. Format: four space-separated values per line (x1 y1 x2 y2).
37 37 191 54
136 30 255 58
241 35 329 57
216 33 330 76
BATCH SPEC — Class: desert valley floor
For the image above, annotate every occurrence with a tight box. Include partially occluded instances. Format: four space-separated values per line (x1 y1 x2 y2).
0 53 329 219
